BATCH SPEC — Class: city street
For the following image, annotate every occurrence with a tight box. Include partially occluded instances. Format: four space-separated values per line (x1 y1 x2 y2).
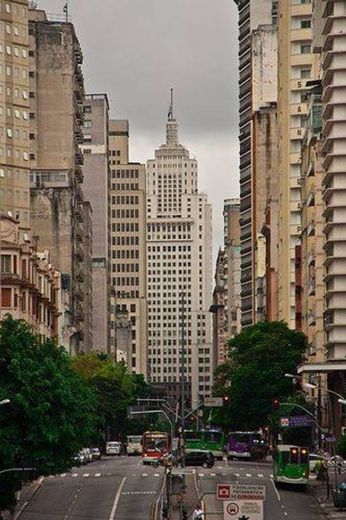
199 459 326 519
15 456 164 520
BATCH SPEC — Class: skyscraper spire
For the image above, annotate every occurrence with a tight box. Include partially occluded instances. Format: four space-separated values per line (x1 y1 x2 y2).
168 88 174 121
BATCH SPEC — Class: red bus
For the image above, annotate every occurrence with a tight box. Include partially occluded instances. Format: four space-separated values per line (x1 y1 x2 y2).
141 431 170 464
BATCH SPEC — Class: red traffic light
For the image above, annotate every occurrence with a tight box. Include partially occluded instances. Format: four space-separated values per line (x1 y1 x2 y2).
273 398 280 409
223 395 230 404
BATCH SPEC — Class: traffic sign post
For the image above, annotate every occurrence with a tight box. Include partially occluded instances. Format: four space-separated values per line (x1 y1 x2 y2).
217 483 231 500
217 483 266 502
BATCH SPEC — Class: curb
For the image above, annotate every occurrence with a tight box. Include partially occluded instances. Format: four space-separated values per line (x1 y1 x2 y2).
14 476 44 520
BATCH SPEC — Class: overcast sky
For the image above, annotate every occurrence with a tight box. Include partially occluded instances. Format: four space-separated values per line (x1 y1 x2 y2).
38 0 240 256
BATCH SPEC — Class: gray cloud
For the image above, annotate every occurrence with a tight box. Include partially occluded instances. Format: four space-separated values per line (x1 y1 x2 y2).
38 0 240 255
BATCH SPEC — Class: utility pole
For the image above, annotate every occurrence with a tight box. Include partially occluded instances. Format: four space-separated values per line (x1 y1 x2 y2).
180 291 186 468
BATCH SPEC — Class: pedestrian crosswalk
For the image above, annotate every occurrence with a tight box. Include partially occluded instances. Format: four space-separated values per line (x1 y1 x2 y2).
197 472 274 479
51 472 163 479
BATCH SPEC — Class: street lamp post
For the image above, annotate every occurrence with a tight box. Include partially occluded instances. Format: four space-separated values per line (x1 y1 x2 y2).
180 292 186 468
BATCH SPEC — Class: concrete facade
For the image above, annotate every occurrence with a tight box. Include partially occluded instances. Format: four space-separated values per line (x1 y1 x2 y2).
0 0 30 235
223 198 241 338
28 9 91 353
277 0 313 329
233 0 278 327
108 120 148 376
212 248 227 367
81 94 110 352
146 112 213 407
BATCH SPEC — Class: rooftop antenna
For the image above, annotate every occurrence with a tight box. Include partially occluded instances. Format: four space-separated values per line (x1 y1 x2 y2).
168 88 174 121
63 1 69 22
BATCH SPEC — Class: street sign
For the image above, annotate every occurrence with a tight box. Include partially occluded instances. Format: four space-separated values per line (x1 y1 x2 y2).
223 500 263 520
228 484 266 501
204 397 223 407
280 417 289 427
288 415 311 428
217 483 231 500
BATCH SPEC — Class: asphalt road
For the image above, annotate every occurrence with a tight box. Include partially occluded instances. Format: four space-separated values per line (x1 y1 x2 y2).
199 459 326 519
16 456 164 520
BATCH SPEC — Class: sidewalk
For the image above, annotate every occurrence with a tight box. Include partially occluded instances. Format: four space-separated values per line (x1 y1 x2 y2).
171 473 200 520
312 472 346 519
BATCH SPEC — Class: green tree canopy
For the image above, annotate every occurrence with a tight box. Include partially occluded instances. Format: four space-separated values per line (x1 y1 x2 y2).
0 316 99 509
212 321 307 430
72 353 151 440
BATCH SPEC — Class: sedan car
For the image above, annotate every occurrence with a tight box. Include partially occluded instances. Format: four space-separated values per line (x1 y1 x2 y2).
81 448 93 463
91 447 101 461
185 450 215 468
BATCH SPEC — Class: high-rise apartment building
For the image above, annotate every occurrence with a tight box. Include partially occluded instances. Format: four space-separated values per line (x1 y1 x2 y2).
28 9 91 353
108 120 147 375
233 0 278 326
0 0 30 235
81 94 110 352
223 198 241 338
146 108 213 406
277 0 313 329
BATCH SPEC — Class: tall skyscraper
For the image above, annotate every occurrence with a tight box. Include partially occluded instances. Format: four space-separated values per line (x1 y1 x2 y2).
232 0 278 327
28 9 91 353
146 100 213 406
108 120 148 375
81 93 110 352
0 0 30 235
277 0 313 328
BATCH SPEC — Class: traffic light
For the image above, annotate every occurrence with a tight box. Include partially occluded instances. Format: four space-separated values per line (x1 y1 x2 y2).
223 395 230 405
273 398 280 409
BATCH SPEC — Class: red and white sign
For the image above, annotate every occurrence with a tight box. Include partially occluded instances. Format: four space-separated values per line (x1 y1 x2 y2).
216 483 231 500
223 500 263 520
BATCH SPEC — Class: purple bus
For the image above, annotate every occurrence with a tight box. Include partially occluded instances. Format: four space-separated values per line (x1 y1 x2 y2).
228 431 266 460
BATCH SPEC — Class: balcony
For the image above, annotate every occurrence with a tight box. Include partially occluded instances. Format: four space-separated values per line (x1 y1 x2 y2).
75 166 83 183
307 310 316 326
307 250 315 265
308 277 316 296
75 148 84 166
74 204 83 223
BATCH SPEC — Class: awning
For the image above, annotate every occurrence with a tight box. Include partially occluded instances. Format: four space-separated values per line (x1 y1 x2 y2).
298 362 346 374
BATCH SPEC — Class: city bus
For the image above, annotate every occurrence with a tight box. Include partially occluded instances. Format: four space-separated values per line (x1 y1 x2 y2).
141 431 170 465
273 445 309 487
185 430 226 459
227 431 265 460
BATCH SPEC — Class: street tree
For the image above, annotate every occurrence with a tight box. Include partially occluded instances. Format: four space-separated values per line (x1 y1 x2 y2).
212 321 307 430
0 316 99 510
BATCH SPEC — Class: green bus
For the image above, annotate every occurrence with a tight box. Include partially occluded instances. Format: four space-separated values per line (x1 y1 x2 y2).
273 445 309 486
185 430 226 459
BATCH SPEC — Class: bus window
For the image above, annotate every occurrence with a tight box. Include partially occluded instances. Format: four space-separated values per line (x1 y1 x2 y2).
290 447 299 464
300 448 308 464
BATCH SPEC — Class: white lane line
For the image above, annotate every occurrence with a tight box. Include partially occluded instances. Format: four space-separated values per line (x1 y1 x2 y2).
234 473 240 477
95 473 101 477
109 476 126 520
82 473 89 478
210 473 216 477
258 474 264 478
270 474 273 478
72 473 78 478
142 473 148 477
154 473 160 477
245 473 252 477
61 473 67 478
270 478 281 502
198 473 205 477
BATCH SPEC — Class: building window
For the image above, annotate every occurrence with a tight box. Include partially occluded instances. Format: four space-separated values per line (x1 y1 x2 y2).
1 288 11 308
1 255 11 273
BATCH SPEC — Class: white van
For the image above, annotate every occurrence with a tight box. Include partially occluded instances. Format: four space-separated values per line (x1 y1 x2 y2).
106 441 122 455
126 435 142 455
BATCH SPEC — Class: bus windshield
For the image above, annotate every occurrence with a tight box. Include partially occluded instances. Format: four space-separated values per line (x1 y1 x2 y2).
204 431 223 443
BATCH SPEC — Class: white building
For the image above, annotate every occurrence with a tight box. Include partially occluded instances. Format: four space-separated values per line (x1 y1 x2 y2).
146 105 213 407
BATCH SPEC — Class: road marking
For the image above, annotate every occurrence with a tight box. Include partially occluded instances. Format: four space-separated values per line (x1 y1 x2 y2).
109 476 126 520
154 473 160 477
270 474 273 478
72 473 78 478
258 474 264 478
198 473 205 477
245 473 252 477
95 473 101 477
82 473 89 478
270 478 281 502
210 473 216 477
61 473 67 478
142 473 148 477
234 473 240 477
122 491 156 495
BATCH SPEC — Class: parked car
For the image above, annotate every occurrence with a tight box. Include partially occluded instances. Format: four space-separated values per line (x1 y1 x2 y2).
81 448 93 463
106 441 123 456
91 447 101 461
73 452 85 466
185 450 215 468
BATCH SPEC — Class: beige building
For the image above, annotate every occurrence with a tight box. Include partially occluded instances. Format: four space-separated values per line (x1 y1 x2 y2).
0 214 60 339
28 9 92 353
277 0 313 329
0 0 30 235
223 198 241 338
211 248 227 367
146 108 213 407
108 120 148 375
253 103 279 321
233 0 278 326
81 94 110 352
